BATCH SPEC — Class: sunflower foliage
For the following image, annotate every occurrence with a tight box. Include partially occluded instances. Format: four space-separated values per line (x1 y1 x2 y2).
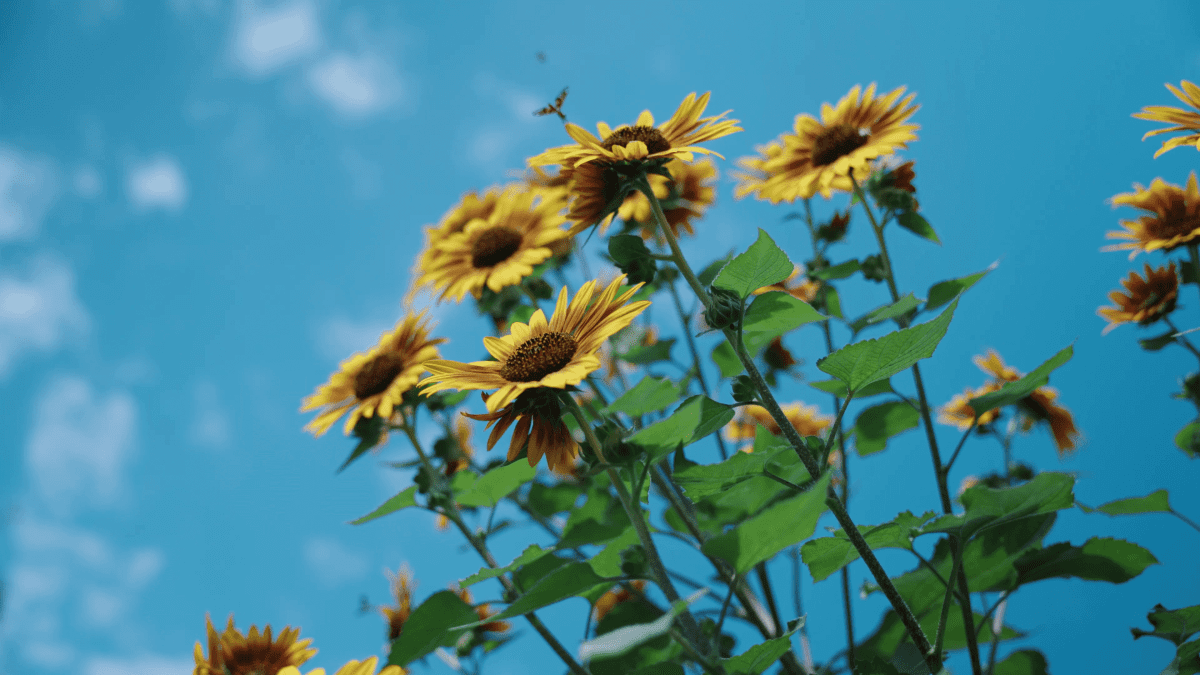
183 85 1199 675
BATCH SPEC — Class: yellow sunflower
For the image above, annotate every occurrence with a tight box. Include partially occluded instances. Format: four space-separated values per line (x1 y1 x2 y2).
1020 387 1080 456
302 313 444 436
735 84 919 201
724 402 832 451
1104 174 1200 259
937 381 1004 430
1133 80 1200 158
972 349 1021 383
453 585 512 634
593 580 646 622
278 657 405 675
416 186 570 302
381 565 415 642
461 391 580 475
617 158 718 240
417 188 505 272
194 614 317 675
1098 262 1179 334
754 266 820 303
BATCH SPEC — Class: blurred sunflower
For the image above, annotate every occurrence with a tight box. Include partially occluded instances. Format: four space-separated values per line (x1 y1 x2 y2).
416 186 570 302
725 402 831 451
754 266 820 303
1104 174 1200 259
381 565 415 641
937 381 1004 430
417 188 505 273
617 158 718 240
1133 80 1200 158
1098 262 1179 334
302 313 443 437
278 657 405 675
735 84 919 201
453 585 512 634
194 614 316 675
593 580 647 622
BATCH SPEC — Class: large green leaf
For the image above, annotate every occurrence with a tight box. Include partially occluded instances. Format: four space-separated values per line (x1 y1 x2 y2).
526 482 580 517
992 649 1049 675
588 526 641 577
697 253 735 287
967 345 1073 416
475 562 608 623
590 601 683 675
604 376 683 417
1014 537 1158 585
926 266 993 312
817 300 957 391
1171 638 1200 675
721 619 802 674
560 486 631 548
921 472 1075 542
853 401 921 456
1132 604 1200 645
387 590 478 666
673 438 811 499
713 229 794 299
579 591 705 663
800 511 935 582
460 544 552 588
702 473 832 573
455 461 537 508
809 377 894 399
620 339 676 364
1091 489 1172 516
849 293 922 334
350 486 419 525
628 396 735 461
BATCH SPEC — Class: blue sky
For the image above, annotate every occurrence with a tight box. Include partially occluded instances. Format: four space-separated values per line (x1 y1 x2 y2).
1 1 1199 673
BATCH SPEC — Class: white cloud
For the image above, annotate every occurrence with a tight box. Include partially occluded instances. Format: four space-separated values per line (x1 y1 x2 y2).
25 376 138 516
304 537 368 585
83 655 194 675
0 144 59 241
73 164 103 198
126 154 188 212
0 255 90 378
230 0 321 77
190 380 231 449
307 51 400 118
316 315 390 361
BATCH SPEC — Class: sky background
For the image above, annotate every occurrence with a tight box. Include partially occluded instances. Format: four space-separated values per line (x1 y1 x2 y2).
1 1 1199 674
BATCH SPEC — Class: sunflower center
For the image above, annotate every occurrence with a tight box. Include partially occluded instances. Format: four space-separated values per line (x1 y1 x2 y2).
812 124 870 167
354 352 406 399
601 125 672 155
500 332 578 382
471 226 524 268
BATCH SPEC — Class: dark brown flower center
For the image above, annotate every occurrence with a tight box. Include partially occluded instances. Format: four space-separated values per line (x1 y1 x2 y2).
354 352 406 399
471 226 524 268
500 332 578 382
811 123 870 167
601 125 671 155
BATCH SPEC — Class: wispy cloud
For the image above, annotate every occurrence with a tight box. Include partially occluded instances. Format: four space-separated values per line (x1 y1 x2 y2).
464 74 552 171
304 536 368 585
316 315 391 362
125 154 188 212
307 51 403 119
0 255 90 378
0 144 59 241
190 380 232 449
229 0 322 78
83 655 194 675
73 165 103 199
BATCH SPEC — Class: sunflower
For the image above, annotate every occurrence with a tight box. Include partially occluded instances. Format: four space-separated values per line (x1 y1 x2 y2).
735 84 919 201
1133 80 1200 158
416 186 570 302
1104 174 1200 259
593 580 647 622
194 614 317 675
461 390 580 475
725 402 831 452
278 657 405 675
937 382 1004 430
381 565 415 641
1098 262 1179 334
443 415 475 476
617 158 718 240
1020 387 1080 456
302 313 444 436
972 349 1021 383
417 188 505 272
754 266 820 303
453 585 512 634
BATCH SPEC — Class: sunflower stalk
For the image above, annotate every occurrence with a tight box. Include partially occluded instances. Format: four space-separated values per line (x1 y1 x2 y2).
639 176 942 674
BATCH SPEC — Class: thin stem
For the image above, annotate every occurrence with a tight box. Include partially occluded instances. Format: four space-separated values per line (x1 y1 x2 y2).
714 575 739 637
574 239 593 281
756 564 785 638
790 548 816 674
669 279 728 459
669 628 727 675
1170 508 1200 535
1165 316 1200 364
840 567 856 673
986 596 1007 674
944 423 978 474
932 537 963 660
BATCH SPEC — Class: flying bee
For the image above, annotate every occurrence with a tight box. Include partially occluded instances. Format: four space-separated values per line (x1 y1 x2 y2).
534 87 568 122
535 51 546 63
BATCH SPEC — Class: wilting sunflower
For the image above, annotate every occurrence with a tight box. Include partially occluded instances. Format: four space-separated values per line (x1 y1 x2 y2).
302 313 444 436
617 158 718 240
725 402 831 451
381 565 415 641
735 84 919 201
593 580 647 622
416 186 570 302
1098 262 1179 334
278 657 405 675
1020 387 1080 456
1133 80 1200 158
194 614 317 675
754 266 820 303
453 585 512 634
421 276 650 471
937 381 1004 430
1104 174 1200 259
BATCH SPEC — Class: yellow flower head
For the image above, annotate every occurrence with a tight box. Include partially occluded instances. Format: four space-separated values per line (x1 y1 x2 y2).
617 158 718 241
937 381 1004 430
1133 80 1200 158
1104 173 1200 259
735 84 919 202
278 656 406 675
1098 262 1179 334
302 313 444 436
417 188 505 272
972 349 1021 383
416 186 570 302
193 614 317 675
381 564 415 642
725 403 831 451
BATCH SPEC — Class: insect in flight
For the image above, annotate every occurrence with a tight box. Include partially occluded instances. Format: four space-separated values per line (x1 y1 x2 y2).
535 51 546 63
534 87 568 122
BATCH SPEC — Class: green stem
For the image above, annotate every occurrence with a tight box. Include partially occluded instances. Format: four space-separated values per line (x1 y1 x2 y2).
944 423 977 475
755 563 784 638
1170 508 1200 535
933 537 963 660
1165 316 1200 365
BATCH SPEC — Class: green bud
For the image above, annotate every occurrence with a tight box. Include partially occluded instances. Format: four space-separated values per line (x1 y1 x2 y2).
732 375 758 403
704 286 743 330
861 255 888 283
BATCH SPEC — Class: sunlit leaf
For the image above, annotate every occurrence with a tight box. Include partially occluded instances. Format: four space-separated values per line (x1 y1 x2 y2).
713 229 794 299
721 618 802 674
350 486 419 525
620 339 676 364
926 266 994 311
579 591 706 663
1175 420 1200 459
1092 489 1172 516
992 649 1049 675
460 544 553 588
849 294 921 334
1132 603 1200 645
818 300 958 391
604 376 683 417
811 259 860 280
921 472 1075 541
674 439 811 498
455 461 537 508
628 396 735 461
809 377 894 399
473 562 608 624
896 211 940 244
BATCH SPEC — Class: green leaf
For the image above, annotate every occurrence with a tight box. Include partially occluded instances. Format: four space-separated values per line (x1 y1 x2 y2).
579 590 706 663
514 552 573 591
460 545 553 588
1175 421 1200 459
604 376 683 417
506 304 536 329
350 486 419 525
1014 537 1157 585
628 396 736 461
387 590 478 666
921 472 1075 542
992 649 1049 675
967 345 1073 417
809 377 894 399
849 294 922 334
713 229 794 299
817 300 958 391
1172 638 1200 675
609 234 652 265
825 286 843 319
801 511 935 582
674 436 811 498
455 461 537 508
712 342 743 379
722 619 802 674
810 259 861 280
588 526 641 577
340 415 386 472
591 601 683 675
619 339 676 364
926 266 993 312
853 401 921 456
1094 489 1172 516
896 211 940 244
1140 330 1178 351
473 562 607 624
1132 604 1200 645
697 253 735 287
703 473 832 573
526 483 580 517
